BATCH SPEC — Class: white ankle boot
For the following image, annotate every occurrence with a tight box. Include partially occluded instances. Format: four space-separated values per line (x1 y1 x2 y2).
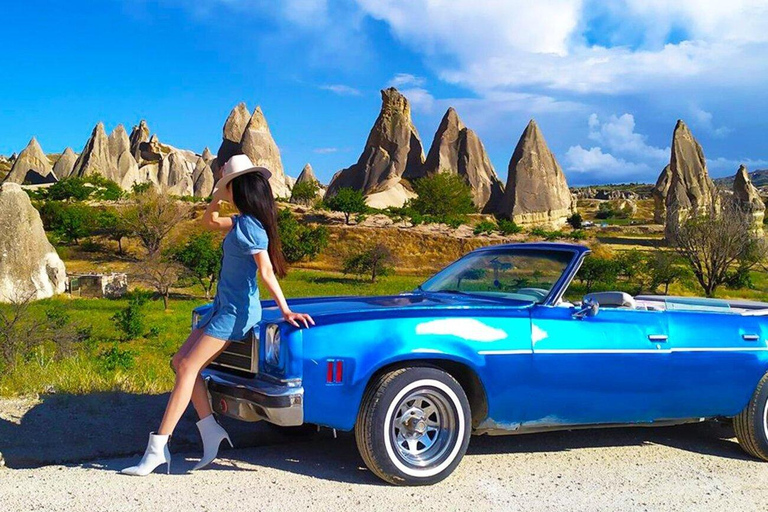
192 414 232 470
120 432 171 476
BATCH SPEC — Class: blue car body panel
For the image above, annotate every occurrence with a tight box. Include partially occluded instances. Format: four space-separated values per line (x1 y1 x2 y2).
199 242 768 433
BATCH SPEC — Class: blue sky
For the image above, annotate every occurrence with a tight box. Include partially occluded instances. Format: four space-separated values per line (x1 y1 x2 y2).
2 0 768 186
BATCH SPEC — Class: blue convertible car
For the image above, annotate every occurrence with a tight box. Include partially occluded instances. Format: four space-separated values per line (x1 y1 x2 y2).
198 242 768 485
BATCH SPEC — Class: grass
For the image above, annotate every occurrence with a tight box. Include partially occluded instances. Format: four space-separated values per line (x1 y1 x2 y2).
0 269 428 397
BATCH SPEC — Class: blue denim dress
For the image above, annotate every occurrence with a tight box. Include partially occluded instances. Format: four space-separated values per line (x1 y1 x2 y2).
195 214 269 341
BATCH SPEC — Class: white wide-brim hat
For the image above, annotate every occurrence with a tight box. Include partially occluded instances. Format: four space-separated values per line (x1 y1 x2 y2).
213 154 272 193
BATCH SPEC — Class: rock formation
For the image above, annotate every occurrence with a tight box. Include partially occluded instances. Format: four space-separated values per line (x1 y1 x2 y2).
213 104 292 197
0 183 66 301
192 156 214 198
652 165 672 224
239 107 292 197
201 147 215 165
495 120 573 227
291 163 325 203
410 107 504 213
325 87 424 208
129 120 150 161
52 147 77 179
3 138 57 185
71 123 117 181
662 120 719 238
108 125 142 189
733 164 765 227
157 151 194 196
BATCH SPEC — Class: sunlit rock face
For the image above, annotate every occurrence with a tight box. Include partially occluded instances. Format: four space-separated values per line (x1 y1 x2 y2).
4 138 56 185
0 183 66 302
325 87 425 208
732 164 765 229
495 120 573 228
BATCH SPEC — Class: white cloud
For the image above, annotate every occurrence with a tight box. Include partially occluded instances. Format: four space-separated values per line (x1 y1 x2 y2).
565 145 653 182
354 0 768 95
320 84 362 96
707 157 768 176
587 113 668 162
313 147 340 154
388 73 427 88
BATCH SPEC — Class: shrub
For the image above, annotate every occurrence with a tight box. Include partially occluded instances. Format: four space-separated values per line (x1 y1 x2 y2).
40 202 98 244
343 244 395 282
575 256 619 293
496 218 522 235
111 294 148 340
97 343 136 373
474 220 497 235
95 208 132 254
169 231 223 299
277 208 329 263
325 188 368 225
47 177 92 201
290 180 320 205
566 212 583 229
409 173 475 220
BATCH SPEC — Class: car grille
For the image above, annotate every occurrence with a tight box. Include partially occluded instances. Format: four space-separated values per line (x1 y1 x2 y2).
209 328 259 374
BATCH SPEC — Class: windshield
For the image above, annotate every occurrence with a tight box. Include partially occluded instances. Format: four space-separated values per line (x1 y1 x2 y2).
419 248 574 303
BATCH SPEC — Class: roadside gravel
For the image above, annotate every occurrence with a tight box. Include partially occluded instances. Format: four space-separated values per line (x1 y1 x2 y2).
1 422 766 512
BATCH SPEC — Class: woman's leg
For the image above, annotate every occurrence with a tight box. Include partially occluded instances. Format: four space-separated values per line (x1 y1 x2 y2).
170 329 227 420
159 333 230 436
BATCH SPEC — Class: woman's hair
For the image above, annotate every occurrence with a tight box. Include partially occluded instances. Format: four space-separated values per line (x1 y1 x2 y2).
230 171 288 278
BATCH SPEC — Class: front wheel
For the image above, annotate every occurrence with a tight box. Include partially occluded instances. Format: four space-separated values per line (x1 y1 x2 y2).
355 367 471 485
734 372 768 461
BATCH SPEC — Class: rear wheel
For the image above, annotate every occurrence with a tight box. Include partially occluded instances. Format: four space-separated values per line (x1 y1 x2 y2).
734 372 768 461
355 367 471 485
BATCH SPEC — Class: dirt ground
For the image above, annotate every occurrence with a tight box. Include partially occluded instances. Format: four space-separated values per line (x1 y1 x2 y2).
0 394 766 512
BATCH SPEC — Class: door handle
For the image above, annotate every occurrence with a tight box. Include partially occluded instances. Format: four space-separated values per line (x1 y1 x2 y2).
742 334 760 341
648 334 668 342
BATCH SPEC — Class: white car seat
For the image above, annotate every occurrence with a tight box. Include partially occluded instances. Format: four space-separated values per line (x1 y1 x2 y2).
583 291 637 309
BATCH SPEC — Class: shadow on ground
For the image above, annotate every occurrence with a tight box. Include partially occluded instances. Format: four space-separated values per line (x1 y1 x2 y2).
0 392 294 468
1 392 750 485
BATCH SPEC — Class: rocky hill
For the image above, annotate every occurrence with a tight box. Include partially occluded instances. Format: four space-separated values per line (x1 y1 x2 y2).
714 169 768 189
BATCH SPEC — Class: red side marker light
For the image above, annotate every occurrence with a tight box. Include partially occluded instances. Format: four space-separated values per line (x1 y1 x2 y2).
335 360 343 383
326 361 334 383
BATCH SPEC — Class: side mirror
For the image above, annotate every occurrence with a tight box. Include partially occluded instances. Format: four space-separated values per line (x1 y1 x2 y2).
573 298 599 319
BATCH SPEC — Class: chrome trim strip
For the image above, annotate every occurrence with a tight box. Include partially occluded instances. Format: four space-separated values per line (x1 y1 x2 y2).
479 347 768 355
478 349 533 355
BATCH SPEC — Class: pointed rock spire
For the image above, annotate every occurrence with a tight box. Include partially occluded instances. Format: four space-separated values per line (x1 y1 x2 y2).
416 107 504 213
192 156 214 198
663 120 719 238
325 87 424 208
157 151 194 196
108 125 131 162
733 164 765 227
129 120 150 161
223 102 251 143
239 106 291 198
52 147 77 180
495 120 573 226
0 183 66 301
71 122 117 181
296 163 320 185
652 164 672 224
201 147 214 165
4 137 56 185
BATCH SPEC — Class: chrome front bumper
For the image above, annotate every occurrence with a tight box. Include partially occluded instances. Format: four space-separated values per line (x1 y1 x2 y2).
203 372 304 426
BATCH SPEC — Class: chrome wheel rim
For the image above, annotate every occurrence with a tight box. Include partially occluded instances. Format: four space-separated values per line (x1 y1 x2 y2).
390 388 457 468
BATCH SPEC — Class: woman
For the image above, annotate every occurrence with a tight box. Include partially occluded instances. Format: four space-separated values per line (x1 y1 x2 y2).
121 153 314 476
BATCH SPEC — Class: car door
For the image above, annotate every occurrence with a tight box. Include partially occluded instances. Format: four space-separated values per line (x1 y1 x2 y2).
664 309 768 418
524 304 670 427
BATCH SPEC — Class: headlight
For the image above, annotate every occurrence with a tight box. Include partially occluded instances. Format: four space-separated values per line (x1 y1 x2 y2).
265 324 281 365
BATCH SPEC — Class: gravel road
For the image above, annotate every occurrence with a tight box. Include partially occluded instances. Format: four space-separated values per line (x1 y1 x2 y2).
1 420 766 512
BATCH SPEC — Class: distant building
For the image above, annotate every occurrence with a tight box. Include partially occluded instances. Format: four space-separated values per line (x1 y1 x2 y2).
67 273 128 298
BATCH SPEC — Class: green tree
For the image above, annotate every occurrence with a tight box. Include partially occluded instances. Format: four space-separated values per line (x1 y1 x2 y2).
111 294 148 340
47 177 92 201
575 256 618 293
95 208 132 254
170 232 223 299
290 180 320 205
326 188 368 225
43 202 97 244
122 187 192 257
277 208 329 263
409 172 475 220
343 244 395 283
647 251 686 295
566 212 583 229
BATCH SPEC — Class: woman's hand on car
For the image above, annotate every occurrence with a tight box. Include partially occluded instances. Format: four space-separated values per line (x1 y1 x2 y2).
283 311 315 328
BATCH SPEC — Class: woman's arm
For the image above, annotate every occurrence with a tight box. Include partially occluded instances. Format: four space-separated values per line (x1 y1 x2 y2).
255 251 314 328
201 187 233 231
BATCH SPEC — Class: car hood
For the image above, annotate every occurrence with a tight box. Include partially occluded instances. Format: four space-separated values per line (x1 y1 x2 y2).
258 292 533 324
